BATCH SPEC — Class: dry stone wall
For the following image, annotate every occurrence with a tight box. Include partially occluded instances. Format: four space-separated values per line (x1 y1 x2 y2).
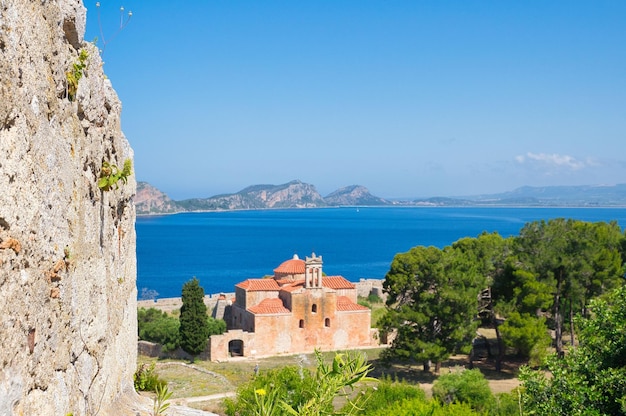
0 1 138 414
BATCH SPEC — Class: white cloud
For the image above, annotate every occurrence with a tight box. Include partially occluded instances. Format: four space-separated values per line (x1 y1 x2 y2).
515 152 588 170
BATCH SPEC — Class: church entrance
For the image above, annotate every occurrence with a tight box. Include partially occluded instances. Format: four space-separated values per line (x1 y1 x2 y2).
228 339 244 357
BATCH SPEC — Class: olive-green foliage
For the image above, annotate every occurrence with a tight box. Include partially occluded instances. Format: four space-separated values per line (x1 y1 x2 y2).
284 351 376 416
133 362 166 392
223 365 317 416
492 390 524 416
98 159 132 191
152 383 173 416
358 293 384 308
137 307 180 352
352 376 425 415
432 368 494 414
225 351 375 416
381 234 498 367
520 285 626 416
207 315 227 336
179 277 210 358
499 311 551 366
66 49 88 101
366 396 480 416
499 219 625 355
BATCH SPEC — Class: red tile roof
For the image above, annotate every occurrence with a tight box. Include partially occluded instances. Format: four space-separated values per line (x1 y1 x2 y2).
248 298 291 314
322 276 355 290
236 279 280 291
280 281 305 292
274 256 305 274
336 296 370 312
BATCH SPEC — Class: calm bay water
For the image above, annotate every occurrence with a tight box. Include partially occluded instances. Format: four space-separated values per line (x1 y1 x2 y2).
136 207 626 299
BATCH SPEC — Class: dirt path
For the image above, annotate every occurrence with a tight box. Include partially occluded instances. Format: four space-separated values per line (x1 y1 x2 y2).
173 392 237 404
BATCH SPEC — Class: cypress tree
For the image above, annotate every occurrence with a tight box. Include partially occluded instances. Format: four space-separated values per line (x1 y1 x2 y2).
179 277 210 360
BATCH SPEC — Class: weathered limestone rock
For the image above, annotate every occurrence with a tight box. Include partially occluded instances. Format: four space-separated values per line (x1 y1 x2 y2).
0 1 138 414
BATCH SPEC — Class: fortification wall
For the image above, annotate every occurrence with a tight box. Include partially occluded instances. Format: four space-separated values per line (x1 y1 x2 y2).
0 1 138 414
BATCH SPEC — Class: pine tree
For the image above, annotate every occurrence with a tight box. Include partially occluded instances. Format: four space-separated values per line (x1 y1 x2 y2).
179 277 210 360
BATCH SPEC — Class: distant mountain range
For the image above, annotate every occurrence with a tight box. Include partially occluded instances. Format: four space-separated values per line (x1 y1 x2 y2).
135 181 626 215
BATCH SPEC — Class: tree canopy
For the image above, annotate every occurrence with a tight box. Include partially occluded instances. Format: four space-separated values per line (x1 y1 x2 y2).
520 285 626 415
381 219 625 372
380 233 504 370
179 277 210 358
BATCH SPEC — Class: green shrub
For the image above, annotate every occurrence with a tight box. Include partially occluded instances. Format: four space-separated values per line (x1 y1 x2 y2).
222 365 317 416
133 362 166 392
367 396 480 416
492 389 524 416
367 293 383 304
499 312 551 366
138 307 180 352
224 351 375 416
432 368 494 413
354 376 425 414
207 316 227 336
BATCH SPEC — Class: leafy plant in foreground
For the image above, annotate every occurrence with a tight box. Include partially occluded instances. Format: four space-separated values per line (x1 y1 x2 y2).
225 351 376 416
98 159 132 191
223 363 317 416
66 49 88 101
152 383 172 416
133 362 166 392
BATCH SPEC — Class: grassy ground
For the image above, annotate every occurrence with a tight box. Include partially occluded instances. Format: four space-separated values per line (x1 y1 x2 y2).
140 342 524 415
140 299 523 414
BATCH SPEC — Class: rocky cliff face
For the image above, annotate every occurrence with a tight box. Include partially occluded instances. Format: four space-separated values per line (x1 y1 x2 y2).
139 181 394 213
249 180 326 208
0 1 138 415
178 179 328 211
136 181 181 214
324 185 388 206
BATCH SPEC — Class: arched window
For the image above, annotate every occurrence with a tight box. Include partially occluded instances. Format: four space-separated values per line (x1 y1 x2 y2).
299 319 304 328
312 304 317 313
325 318 330 327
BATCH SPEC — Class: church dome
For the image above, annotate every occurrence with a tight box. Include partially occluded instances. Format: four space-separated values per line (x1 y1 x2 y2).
274 254 305 275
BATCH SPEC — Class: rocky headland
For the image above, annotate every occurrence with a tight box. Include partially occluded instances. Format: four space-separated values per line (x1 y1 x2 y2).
136 181 626 215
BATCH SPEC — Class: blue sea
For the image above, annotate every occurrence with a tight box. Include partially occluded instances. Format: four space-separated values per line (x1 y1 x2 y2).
136 207 626 299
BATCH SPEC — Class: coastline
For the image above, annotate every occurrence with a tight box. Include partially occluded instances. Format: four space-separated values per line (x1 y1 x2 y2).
136 203 626 218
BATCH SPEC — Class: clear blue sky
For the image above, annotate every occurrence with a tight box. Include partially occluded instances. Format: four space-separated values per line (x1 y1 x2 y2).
86 1 626 200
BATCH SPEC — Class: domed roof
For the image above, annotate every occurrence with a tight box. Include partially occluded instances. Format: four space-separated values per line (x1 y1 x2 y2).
274 254 305 275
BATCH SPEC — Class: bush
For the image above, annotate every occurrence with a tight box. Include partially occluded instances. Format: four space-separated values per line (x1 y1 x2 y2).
224 351 374 416
493 389 524 416
499 312 551 366
355 376 425 414
138 307 180 352
207 316 227 336
432 368 494 413
222 365 317 416
367 293 383 304
133 362 166 392
366 396 480 416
